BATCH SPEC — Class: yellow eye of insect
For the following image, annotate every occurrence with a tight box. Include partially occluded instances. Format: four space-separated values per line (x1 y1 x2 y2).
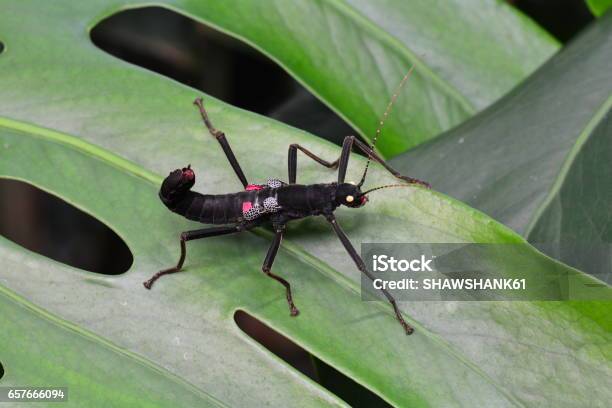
346 195 354 203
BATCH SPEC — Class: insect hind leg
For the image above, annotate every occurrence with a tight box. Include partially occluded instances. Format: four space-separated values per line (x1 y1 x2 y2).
193 98 249 188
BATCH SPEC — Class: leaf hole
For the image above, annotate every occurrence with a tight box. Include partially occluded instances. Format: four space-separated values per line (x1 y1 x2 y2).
0 361 4 379
512 0 593 42
0 41 4 54
0 178 132 275
90 6 358 146
234 310 391 408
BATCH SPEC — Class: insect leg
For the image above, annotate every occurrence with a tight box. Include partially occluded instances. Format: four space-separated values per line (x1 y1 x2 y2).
143 225 243 289
335 136 428 187
336 136 356 183
324 213 414 335
351 137 429 187
288 144 339 184
288 135 399 185
193 98 249 188
286 135 355 184
262 226 299 316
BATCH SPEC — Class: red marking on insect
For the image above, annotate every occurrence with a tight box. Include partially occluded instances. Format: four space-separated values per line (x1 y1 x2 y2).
242 202 253 212
245 184 263 191
182 164 195 181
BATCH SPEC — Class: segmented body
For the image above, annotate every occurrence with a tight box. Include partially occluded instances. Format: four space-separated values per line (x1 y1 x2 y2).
160 181 340 225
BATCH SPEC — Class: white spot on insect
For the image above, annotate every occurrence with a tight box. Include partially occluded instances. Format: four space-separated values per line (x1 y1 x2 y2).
263 197 281 212
266 178 283 189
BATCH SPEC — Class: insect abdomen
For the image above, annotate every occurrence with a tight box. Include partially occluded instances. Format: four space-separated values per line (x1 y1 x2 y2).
162 191 238 224
162 190 276 224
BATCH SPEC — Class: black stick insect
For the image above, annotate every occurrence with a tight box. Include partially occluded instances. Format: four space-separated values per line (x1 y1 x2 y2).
144 67 430 334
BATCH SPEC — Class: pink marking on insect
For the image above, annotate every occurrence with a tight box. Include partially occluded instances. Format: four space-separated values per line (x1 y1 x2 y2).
242 202 253 213
245 184 263 191
182 168 195 181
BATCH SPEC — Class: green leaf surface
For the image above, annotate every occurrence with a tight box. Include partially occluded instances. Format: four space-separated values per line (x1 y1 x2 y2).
1 99 611 408
0 286 224 407
391 13 612 283
0 0 557 157
586 0 612 16
0 1 609 408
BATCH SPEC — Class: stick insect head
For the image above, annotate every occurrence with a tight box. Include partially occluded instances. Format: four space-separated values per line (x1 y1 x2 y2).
335 183 368 208
338 182 428 209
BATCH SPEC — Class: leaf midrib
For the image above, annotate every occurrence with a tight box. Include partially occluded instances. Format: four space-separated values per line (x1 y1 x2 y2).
0 115 530 407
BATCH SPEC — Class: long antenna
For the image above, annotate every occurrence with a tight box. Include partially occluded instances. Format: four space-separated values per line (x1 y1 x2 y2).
358 65 415 187
360 183 413 196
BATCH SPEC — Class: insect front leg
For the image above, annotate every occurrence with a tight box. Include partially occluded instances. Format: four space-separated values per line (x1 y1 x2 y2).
337 136 429 187
144 224 243 289
193 97 249 188
287 144 339 184
324 212 414 335
262 224 299 316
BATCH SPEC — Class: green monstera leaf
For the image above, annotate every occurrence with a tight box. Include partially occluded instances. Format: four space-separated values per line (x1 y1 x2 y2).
586 0 612 16
392 13 612 284
0 287 225 407
0 1 609 408
0 0 557 157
